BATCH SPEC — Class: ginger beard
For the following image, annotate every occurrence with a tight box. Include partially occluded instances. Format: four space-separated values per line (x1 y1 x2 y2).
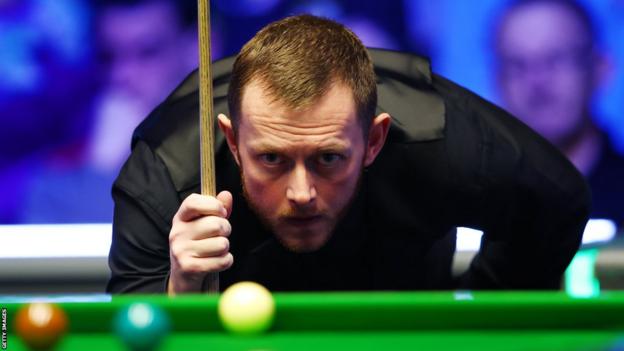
238 154 366 253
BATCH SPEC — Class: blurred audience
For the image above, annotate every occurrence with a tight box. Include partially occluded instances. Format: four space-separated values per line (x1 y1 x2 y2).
88 0 203 173
4 0 622 225
493 0 624 226
289 0 400 50
0 0 95 223
21 0 209 223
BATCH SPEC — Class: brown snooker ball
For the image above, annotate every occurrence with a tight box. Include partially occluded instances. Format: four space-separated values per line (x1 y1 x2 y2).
15 303 68 350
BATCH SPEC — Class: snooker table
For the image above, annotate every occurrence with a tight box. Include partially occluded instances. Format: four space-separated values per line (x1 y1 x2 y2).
4 292 624 351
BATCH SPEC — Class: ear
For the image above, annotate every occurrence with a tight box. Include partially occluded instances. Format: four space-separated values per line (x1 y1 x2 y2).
364 112 391 167
217 113 240 166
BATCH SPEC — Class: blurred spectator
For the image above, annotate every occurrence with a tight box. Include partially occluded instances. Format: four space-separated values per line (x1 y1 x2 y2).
289 1 399 50
88 0 204 173
340 16 399 50
0 0 95 223
493 0 624 226
21 0 212 223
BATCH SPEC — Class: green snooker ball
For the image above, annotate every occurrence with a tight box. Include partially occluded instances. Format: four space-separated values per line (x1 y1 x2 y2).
218 281 275 335
113 303 170 351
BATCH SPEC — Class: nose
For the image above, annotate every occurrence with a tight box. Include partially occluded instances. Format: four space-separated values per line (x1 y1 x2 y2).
286 164 317 206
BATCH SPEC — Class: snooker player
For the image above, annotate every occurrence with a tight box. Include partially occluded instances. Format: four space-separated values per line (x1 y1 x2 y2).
106 15 590 294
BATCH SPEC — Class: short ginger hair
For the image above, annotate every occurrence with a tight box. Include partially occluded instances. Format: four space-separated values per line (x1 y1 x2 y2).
227 14 377 134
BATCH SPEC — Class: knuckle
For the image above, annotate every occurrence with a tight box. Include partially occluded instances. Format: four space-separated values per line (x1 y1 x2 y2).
183 193 202 210
214 261 227 271
173 207 188 223
178 258 199 274
225 253 234 267
187 193 201 203
220 219 232 236
213 254 233 272
169 241 183 257
183 193 223 215
210 217 231 236
215 237 230 253
169 227 182 242
169 224 188 244
169 231 185 251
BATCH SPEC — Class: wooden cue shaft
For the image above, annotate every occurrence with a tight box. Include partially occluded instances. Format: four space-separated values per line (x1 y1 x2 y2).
197 0 219 293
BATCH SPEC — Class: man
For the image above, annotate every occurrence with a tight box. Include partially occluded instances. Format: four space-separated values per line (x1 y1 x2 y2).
493 0 624 226
107 15 589 294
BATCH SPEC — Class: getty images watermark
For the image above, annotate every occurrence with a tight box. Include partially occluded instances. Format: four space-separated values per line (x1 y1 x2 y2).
1 307 7 350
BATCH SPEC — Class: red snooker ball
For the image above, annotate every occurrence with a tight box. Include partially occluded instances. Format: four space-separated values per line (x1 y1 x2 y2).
15 303 68 350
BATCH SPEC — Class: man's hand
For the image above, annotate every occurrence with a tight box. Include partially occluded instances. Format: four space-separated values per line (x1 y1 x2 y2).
168 191 233 295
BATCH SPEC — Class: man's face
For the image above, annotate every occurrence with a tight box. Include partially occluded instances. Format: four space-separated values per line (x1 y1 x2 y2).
97 1 194 111
496 3 595 147
234 80 368 252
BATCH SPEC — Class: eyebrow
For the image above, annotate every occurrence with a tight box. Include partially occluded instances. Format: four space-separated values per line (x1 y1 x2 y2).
247 139 352 153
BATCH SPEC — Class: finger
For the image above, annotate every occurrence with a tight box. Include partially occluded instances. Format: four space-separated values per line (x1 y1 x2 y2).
217 190 233 218
177 253 234 274
190 236 230 258
187 216 232 240
175 193 227 222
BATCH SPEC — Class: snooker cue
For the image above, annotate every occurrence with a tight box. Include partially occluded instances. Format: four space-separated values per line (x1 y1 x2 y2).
197 0 219 294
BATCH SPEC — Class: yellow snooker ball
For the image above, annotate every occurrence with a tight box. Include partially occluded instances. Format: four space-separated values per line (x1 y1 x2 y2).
218 281 275 335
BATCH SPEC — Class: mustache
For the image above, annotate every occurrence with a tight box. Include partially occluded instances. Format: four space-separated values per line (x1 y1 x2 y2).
278 208 325 219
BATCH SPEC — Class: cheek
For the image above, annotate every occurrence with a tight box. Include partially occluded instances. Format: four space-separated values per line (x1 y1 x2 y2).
239 161 288 216
316 163 363 206
557 72 592 102
241 164 281 199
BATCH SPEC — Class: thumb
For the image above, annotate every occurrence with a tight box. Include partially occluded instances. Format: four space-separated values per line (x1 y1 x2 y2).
217 190 233 218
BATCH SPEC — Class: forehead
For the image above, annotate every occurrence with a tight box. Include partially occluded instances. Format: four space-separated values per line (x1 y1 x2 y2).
498 3 590 54
238 79 360 137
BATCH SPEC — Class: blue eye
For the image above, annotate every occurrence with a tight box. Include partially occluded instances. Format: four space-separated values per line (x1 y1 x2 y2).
318 153 343 166
260 153 283 165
